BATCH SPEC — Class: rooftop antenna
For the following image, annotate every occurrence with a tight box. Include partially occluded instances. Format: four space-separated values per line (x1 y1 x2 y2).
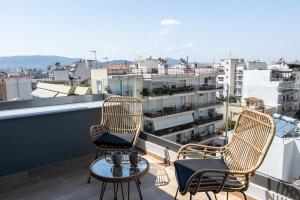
229 49 232 58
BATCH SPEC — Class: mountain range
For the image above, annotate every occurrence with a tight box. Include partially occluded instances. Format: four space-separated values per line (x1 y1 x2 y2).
0 55 210 70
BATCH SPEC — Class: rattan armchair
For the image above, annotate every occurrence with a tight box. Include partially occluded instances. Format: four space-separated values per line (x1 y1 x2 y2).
174 109 275 200
87 96 143 183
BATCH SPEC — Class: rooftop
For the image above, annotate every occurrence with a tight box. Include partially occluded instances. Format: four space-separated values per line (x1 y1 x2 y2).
244 97 263 102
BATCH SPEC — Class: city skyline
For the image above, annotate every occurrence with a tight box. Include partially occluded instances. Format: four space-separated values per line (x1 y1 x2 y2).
0 0 299 62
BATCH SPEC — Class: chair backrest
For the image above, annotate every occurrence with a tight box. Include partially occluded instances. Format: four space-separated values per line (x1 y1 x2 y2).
101 96 143 135
224 109 275 173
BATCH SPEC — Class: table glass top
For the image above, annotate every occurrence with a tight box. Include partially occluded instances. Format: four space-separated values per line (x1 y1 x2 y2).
91 154 149 179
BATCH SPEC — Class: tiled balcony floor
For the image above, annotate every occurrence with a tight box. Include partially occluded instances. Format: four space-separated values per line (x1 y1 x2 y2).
0 154 250 200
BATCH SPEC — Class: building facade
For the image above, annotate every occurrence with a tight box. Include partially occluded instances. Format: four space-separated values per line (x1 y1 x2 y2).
242 69 298 115
214 58 267 99
91 59 223 144
0 75 32 101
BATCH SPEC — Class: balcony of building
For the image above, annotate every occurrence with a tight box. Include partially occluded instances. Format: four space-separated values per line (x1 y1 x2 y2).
271 70 296 82
278 96 295 104
141 85 223 100
144 102 223 120
128 68 217 79
144 114 223 137
0 95 298 200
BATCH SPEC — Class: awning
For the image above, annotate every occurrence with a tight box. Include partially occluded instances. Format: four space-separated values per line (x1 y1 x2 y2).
31 88 58 98
55 93 68 97
153 113 194 131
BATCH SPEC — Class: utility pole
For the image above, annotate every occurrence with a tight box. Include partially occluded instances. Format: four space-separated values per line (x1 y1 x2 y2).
225 83 230 145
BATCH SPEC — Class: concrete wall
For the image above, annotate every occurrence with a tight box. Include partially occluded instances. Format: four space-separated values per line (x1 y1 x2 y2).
53 70 69 81
257 136 285 180
242 70 279 107
5 77 32 100
0 106 101 176
91 68 107 94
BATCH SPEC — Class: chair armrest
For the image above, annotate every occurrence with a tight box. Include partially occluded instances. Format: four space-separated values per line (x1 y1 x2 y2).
185 169 249 194
177 143 226 159
90 124 106 142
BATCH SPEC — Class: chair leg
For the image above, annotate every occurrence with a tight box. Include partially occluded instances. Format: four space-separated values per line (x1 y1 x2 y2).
226 192 229 200
241 191 247 200
190 193 192 200
87 149 100 183
214 193 218 200
174 188 178 200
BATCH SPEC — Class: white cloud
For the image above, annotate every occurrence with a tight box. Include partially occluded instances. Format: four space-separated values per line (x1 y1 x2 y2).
160 19 181 26
160 19 181 35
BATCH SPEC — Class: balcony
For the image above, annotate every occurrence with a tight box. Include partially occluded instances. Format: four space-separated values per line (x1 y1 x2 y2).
141 86 194 99
142 85 223 100
0 95 298 200
193 114 223 126
144 114 223 136
195 84 223 94
144 105 194 118
278 97 295 104
144 103 223 119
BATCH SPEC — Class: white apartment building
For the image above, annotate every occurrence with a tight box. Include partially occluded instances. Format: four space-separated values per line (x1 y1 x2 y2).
91 58 223 144
52 70 69 81
69 59 95 85
0 75 32 101
242 69 299 115
214 58 267 99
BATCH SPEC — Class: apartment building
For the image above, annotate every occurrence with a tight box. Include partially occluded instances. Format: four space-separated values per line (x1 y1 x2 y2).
91 59 223 144
69 59 95 86
214 58 267 99
0 74 32 101
242 69 299 115
91 65 128 94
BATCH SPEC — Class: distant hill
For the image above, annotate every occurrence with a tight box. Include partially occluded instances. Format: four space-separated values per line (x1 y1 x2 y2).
0 55 134 70
0 55 210 70
165 57 211 67
0 55 80 70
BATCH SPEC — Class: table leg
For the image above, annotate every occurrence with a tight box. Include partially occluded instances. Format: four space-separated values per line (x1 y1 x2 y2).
114 183 119 200
99 182 107 200
135 179 143 200
120 183 125 200
128 182 130 200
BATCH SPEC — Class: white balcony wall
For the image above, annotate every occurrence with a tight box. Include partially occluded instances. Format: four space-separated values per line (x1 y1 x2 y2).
242 70 281 107
152 113 194 130
5 77 32 100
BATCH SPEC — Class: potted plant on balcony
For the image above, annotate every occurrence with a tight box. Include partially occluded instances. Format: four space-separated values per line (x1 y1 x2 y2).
141 88 149 96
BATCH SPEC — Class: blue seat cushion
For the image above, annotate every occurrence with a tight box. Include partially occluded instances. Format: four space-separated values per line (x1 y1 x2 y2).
93 132 135 148
174 159 229 192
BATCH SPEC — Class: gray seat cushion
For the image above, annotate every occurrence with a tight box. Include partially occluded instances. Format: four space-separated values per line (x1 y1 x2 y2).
93 132 135 148
174 159 229 192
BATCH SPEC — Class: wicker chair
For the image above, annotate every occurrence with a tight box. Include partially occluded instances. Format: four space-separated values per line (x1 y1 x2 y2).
87 96 143 183
174 109 275 200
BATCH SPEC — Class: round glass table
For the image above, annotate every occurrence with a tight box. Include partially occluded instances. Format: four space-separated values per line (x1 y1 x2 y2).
90 154 149 200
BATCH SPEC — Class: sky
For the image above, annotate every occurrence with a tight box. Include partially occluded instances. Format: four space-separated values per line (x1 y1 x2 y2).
0 0 299 62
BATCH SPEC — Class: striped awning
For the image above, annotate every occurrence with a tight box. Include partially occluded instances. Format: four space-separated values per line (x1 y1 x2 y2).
31 88 58 98
153 113 194 131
